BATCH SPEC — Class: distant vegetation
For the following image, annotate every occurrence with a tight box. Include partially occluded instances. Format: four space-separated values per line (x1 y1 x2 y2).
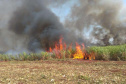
0 44 126 61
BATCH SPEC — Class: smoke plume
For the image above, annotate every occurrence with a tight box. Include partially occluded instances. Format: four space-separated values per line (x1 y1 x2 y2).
65 0 126 45
0 0 81 53
0 0 126 54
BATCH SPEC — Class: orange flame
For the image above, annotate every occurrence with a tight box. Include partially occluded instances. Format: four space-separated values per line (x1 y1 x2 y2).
59 37 63 51
73 43 84 59
49 47 52 52
48 36 95 60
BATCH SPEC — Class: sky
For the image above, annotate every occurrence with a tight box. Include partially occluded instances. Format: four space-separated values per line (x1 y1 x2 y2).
50 0 78 23
123 0 126 5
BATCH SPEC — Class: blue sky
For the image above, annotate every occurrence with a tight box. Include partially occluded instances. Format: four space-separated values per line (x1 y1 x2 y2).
123 0 126 5
50 0 77 23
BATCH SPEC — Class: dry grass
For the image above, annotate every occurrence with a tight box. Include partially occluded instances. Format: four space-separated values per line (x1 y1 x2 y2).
0 60 126 84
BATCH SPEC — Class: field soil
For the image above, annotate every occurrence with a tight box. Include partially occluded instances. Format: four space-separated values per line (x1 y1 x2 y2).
0 60 126 84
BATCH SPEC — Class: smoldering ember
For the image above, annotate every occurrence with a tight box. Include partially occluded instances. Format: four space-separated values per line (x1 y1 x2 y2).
0 0 126 55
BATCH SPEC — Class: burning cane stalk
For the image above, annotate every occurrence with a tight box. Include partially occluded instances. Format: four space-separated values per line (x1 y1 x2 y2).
48 36 95 60
73 43 84 59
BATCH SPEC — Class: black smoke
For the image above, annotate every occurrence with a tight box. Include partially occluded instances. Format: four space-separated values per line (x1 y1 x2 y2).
8 0 81 52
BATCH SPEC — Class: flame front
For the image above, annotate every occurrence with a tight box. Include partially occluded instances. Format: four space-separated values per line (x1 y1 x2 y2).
48 36 95 60
59 37 63 51
73 43 84 59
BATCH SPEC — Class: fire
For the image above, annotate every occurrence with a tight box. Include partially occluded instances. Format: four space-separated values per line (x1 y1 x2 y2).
48 36 95 60
59 37 63 51
73 43 95 60
73 43 84 59
49 47 52 52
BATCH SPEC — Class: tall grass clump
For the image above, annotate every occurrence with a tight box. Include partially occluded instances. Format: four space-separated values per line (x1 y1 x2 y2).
88 44 126 61
0 54 10 61
0 49 75 61
18 52 52 61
